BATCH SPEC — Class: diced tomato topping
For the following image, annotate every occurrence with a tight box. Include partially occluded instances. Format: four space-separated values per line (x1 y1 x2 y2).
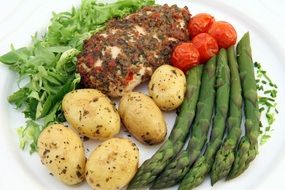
108 60 117 68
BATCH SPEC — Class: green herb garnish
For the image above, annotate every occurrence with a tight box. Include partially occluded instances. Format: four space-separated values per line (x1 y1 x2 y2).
254 62 278 145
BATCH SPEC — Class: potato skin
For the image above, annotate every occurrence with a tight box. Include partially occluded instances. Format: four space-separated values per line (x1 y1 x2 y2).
119 92 167 145
148 65 186 111
37 124 85 185
62 89 120 140
85 138 139 190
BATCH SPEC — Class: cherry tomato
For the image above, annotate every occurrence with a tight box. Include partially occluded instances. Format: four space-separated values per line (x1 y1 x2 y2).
208 21 237 48
171 43 200 72
188 13 215 38
191 33 219 63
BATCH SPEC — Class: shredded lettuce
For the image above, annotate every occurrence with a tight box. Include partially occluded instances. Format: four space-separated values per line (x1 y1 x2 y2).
0 0 155 153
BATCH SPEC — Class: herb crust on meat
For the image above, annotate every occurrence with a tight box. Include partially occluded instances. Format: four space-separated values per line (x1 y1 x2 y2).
77 4 191 97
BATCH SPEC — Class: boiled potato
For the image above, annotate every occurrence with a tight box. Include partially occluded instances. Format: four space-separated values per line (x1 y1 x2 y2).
148 65 186 111
85 138 139 190
119 92 167 145
37 124 85 185
62 89 120 140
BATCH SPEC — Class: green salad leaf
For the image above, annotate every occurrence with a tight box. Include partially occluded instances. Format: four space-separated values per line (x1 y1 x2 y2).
0 0 155 153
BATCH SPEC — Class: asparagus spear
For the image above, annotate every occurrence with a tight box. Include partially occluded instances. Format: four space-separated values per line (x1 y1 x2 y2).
150 56 217 189
179 48 230 190
227 32 260 179
210 46 242 184
127 65 203 189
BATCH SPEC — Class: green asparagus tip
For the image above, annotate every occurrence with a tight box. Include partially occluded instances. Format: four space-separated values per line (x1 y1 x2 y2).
226 175 233 181
226 171 239 180
211 177 218 186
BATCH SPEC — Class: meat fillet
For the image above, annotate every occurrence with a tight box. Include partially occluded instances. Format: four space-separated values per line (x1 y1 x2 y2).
77 4 191 97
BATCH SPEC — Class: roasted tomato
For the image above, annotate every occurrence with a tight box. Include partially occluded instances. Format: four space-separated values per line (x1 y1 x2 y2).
192 33 219 63
188 13 215 38
171 42 200 72
208 21 237 48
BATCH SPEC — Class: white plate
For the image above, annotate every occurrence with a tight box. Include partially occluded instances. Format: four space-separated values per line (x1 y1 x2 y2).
1 0 285 190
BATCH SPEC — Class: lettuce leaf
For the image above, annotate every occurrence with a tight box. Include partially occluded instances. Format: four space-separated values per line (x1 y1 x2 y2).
0 0 155 153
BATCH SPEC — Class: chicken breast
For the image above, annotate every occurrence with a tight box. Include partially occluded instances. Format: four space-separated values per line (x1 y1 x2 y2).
77 4 191 97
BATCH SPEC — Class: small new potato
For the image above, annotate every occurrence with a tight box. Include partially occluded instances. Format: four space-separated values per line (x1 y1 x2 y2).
119 92 167 145
37 124 85 185
85 138 139 190
148 65 186 111
62 89 120 140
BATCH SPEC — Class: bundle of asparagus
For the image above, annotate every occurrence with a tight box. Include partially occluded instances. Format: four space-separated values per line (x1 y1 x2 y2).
227 32 260 179
128 32 270 190
179 48 230 190
211 46 243 184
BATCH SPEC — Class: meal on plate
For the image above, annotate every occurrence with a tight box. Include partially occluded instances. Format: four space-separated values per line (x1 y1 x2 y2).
0 0 278 189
